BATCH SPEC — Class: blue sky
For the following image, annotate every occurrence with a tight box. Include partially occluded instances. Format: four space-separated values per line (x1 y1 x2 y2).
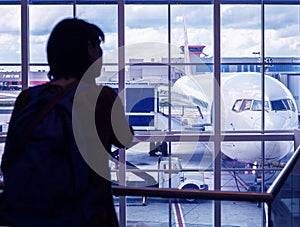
0 4 299 68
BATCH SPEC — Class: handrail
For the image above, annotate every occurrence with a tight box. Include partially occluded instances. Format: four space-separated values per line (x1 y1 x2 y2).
112 186 273 203
112 143 300 204
267 144 300 197
1 135 299 203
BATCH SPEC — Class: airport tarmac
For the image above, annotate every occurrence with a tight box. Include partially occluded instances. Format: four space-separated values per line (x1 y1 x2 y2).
114 197 264 227
0 141 288 227
113 141 288 227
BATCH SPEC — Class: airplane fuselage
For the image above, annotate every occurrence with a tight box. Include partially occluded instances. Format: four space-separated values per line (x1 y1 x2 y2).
172 72 298 164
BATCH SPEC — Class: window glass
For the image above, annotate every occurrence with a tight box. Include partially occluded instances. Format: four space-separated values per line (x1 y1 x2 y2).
265 100 270 110
0 5 21 65
271 99 286 111
232 99 243 112
169 5 213 132
29 5 73 64
221 5 261 58
29 5 73 86
265 5 300 58
241 99 252 111
0 5 20 127
220 5 262 133
77 5 118 83
125 5 168 62
287 99 296 112
271 99 297 112
77 5 118 66
123 5 168 131
251 100 261 111
171 5 213 59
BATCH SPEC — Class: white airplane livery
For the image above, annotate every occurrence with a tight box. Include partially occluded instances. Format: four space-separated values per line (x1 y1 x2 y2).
172 71 298 164
171 17 299 164
222 72 298 163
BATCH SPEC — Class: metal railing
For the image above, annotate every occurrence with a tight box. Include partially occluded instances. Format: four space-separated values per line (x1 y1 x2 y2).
112 143 300 227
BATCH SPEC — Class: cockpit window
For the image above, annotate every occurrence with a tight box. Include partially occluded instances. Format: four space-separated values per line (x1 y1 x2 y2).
252 100 270 111
232 99 243 112
232 99 270 112
271 100 285 111
270 99 296 111
252 100 262 111
241 99 252 111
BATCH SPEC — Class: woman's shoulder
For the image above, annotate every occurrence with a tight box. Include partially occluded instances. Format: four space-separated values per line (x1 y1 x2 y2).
98 85 118 99
17 83 47 101
100 85 117 93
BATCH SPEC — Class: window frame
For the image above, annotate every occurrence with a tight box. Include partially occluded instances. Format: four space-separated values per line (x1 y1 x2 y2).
0 0 299 226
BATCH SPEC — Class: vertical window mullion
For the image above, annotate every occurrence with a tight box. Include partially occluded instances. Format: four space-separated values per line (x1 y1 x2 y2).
21 0 29 89
261 4 266 226
214 0 221 227
73 0 77 17
118 0 126 226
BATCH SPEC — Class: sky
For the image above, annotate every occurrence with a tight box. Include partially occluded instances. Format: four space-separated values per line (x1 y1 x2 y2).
0 3 299 70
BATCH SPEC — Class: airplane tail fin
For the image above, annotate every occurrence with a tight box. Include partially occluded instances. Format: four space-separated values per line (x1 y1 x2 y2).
183 17 191 76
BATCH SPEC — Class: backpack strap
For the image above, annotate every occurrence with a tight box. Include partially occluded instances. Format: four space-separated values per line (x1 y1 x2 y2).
2 80 79 173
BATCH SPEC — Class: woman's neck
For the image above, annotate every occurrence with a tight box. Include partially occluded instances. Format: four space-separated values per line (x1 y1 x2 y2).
50 77 78 87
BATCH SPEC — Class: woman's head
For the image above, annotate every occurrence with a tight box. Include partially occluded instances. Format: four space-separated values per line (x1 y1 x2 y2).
47 18 105 81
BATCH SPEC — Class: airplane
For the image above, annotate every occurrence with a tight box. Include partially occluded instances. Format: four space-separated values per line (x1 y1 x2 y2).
170 17 299 165
221 72 298 163
172 72 299 164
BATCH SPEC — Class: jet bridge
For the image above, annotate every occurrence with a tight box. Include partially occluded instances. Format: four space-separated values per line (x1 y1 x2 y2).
104 82 159 131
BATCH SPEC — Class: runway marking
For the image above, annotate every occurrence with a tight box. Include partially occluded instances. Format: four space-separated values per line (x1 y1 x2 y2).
172 202 185 227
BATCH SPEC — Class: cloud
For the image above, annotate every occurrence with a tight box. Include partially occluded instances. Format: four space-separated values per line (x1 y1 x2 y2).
275 24 300 39
265 5 300 30
220 28 261 57
77 5 117 33
170 5 213 29
221 5 261 29
0 34 21 63
265 29 300 56
0 6 21 33
29 5 74 36
126 27 168 45
0 4 298 64
30 34 49 63
125 5 168 29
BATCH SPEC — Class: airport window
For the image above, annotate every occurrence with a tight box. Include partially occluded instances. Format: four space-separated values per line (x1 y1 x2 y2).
0 0 299 226
77 4 118 65
0 5 21 66
29 5 73 64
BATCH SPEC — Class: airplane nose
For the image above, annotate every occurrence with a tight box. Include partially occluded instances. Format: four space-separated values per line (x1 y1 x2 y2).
253 112 294 130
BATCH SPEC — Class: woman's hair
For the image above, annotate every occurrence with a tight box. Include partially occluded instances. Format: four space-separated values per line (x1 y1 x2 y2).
47 18 105 80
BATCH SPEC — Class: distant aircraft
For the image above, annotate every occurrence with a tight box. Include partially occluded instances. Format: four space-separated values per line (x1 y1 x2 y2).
171 18 299 164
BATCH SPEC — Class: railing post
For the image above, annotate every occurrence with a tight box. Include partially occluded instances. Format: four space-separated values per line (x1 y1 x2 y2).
294 129 300 150
267 202 272 227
